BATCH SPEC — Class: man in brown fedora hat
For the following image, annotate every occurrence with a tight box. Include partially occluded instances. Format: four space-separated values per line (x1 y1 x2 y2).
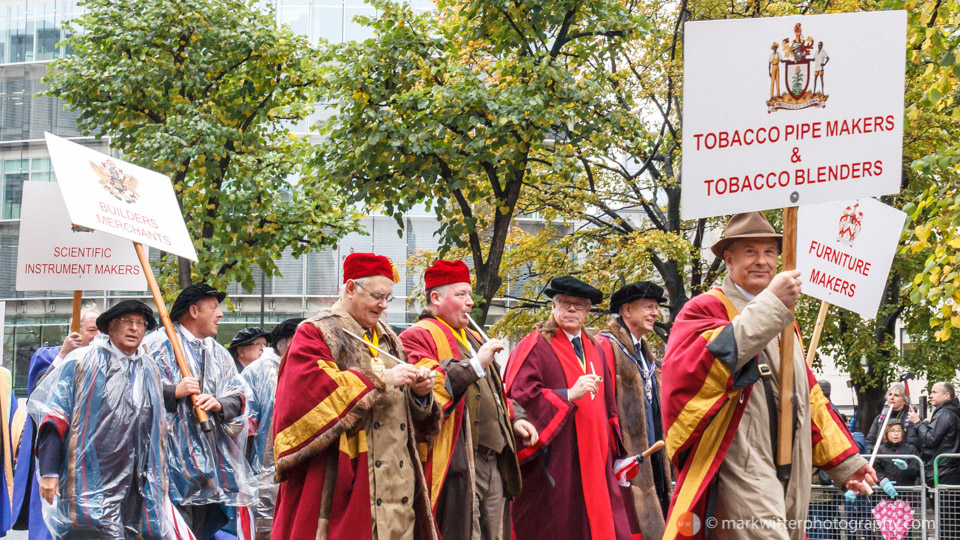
659 212 876 540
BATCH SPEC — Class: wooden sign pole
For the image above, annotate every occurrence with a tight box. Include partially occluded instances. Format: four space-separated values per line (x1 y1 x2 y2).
777 207 798 472
134 242 213 432
805 300 830 367
70 291 82 333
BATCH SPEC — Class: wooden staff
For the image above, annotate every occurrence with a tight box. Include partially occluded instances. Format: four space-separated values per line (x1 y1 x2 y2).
805 300 830 367
777 207 798 471
134 242 213 432
642 440 665 459
70 291 82 332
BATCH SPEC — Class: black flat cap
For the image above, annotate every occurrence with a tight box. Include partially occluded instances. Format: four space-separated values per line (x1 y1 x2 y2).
228 327 267 352
169 283 226 321
96 300 157 333
544 276 603 305
269 318 305 348
609 281 667 314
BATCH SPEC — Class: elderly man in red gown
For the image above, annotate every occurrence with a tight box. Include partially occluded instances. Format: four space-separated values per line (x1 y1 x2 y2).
400 259 536 540
272 253 441 540
504 276 635 540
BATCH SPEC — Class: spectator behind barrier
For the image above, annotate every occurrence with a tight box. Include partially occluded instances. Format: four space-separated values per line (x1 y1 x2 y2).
875 418 921 487
866 382 918 450
908 382 960 486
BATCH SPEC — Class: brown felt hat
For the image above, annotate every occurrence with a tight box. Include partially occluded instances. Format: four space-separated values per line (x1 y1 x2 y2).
710 212 783 258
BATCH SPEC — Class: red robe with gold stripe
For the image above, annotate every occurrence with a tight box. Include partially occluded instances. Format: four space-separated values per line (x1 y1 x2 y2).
271 308 440 540
400 317 482 538
660 288 861 540
503 318 634 540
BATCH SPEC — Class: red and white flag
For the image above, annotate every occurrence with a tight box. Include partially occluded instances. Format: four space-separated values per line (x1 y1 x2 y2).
236 506 256 540
165 496 197 540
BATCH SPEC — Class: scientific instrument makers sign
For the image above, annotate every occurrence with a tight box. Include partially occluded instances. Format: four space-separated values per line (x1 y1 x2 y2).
16 182 148 291
680 11 906 220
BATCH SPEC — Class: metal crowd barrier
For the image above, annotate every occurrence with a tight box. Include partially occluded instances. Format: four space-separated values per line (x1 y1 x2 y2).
808 454 927 540
934 453 960 540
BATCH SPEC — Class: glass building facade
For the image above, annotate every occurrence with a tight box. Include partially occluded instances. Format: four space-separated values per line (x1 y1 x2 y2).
0 0 541 394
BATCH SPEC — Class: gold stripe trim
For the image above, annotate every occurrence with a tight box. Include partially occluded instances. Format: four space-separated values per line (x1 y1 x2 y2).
663 397 738 539
274 360 372 454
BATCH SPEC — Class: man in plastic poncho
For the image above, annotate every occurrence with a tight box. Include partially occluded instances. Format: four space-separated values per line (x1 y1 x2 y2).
31 301 171 539
240 317 302 539
145 284 255 540
14 308 100 539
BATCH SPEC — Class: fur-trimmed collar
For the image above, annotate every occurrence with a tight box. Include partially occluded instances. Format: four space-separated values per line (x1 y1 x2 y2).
600 318 652 357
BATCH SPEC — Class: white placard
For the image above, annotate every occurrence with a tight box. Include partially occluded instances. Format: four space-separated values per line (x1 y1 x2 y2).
796 198 905 318
16 182 148 291
681 11 906 220
45 133 198 261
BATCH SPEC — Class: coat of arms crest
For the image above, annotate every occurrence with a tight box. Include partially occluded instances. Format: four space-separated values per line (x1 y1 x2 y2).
90 159 141 204
767 23 830 112
838 203 863 245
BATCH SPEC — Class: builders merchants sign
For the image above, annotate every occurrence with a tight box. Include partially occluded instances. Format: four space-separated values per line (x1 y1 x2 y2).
681 11 906 220
796 197 905 318
45 132 198 261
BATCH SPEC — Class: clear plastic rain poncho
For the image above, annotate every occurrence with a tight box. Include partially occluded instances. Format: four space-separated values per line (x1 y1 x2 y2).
27 335 171 539
240 347 281 528
144 325 255 507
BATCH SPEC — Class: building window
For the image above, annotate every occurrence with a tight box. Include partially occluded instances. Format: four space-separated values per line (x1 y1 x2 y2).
0 0 72 65
34 15 59 60
1 159 26 219
0 157 53 219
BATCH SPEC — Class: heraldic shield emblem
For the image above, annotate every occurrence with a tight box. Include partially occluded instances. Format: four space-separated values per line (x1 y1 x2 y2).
786 60 810 99
767 23 829 112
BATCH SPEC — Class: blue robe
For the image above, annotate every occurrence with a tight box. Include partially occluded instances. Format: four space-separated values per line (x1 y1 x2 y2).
13 346 58 540
0 365 20 538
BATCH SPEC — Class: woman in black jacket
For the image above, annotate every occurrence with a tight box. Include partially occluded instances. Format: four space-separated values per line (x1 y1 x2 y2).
875 418 922 487
866 382 919 449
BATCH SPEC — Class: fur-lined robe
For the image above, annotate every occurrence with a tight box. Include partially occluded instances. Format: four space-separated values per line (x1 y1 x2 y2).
503 317 633 540
271 301 441 540
598 319 674 540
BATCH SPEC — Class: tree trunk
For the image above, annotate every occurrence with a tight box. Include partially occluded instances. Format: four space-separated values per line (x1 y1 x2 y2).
178 256 192 290
855 383 887 437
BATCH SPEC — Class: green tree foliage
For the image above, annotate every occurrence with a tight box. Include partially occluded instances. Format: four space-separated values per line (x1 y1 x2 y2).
312 0 646 321
902 0 960 344
44 0 360 295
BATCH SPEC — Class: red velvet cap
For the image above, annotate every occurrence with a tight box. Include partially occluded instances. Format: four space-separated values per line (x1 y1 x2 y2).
343 253 400 283
424 259 470 290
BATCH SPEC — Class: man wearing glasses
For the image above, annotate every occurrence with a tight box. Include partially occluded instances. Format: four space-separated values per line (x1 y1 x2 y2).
32 300 172 539
503 276 633 540
272 252 441 540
